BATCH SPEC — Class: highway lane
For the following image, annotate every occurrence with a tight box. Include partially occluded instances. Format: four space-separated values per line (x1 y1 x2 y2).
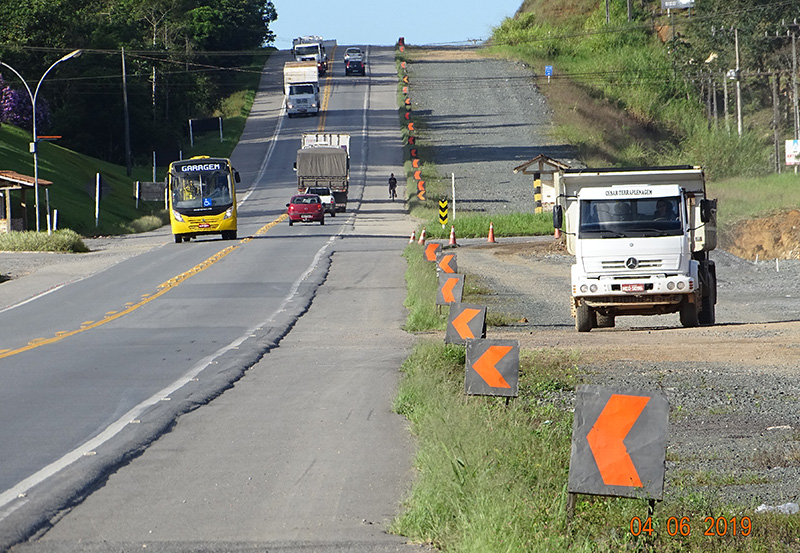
0 45 408 550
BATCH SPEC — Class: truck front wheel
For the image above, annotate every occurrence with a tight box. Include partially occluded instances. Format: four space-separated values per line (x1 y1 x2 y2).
575 302 595 332
679 297 699 328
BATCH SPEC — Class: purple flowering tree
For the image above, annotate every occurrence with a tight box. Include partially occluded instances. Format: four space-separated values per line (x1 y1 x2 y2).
0 73 49 131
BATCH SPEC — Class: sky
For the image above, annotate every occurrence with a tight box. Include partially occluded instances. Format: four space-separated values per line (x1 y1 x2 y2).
269 0 523 49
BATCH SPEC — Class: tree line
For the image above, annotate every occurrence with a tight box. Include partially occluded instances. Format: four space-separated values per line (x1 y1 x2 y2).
0 0 277 168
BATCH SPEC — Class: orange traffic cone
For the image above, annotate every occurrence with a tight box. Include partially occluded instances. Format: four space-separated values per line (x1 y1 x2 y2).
409 230 416 243
418 228 426 244
488 221 496 243
449 225 457 246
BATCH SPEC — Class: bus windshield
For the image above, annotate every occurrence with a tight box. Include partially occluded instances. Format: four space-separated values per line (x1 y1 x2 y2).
578 196 682 238
171 170 232 211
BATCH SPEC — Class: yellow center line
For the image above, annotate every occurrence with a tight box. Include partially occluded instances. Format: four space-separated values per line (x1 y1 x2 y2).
0 214 288 360
317 45 336 132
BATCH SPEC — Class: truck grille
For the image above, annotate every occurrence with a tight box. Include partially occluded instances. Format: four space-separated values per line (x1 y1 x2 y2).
601 258 663 270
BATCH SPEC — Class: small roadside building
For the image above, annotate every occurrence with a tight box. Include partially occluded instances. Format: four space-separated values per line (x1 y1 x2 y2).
512 154 571 212
0 170 53 232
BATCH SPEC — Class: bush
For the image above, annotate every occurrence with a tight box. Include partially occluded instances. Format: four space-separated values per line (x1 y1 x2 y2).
0 229 89 252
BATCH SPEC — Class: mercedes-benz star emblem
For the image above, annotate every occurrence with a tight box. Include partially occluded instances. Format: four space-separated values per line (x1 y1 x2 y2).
625 257 639 269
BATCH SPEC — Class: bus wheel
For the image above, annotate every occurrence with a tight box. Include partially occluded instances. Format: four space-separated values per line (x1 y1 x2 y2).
174 234 183 243
222 230 236 240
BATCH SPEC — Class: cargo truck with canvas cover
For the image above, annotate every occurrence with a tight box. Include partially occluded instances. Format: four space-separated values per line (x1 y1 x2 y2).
295 133 350 212
283 61 319 117
552 165 718 332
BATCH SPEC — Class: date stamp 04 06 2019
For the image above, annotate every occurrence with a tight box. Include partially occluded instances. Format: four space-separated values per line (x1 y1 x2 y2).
630 516 752 538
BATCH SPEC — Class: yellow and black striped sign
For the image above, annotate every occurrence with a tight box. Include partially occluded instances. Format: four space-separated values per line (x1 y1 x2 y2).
439 199 449 227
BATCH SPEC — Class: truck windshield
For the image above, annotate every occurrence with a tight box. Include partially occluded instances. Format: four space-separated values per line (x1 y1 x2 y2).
578 197 682 238
171 171 232 211
289 84 316 95
295 46 319 56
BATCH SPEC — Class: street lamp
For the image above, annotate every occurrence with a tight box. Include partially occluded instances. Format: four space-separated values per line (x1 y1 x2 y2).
0 49 81 232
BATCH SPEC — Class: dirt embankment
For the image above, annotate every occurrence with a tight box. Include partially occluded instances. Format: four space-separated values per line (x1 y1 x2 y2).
722 211 800 260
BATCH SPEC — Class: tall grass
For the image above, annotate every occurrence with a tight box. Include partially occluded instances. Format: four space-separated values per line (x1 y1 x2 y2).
489 4 774 181
402 244 447 332
414 212 553 240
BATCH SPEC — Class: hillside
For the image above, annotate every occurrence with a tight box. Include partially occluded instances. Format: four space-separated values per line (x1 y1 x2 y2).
0 124 164 235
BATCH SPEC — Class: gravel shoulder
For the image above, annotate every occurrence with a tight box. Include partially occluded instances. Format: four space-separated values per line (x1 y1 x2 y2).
408 49 800 510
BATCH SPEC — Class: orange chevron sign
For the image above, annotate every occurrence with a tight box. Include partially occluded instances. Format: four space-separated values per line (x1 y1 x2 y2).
587 395 650 487
443 280 461 304
424 242 442 261
417 180 425 191
417 190 426 201
568 385 668 500
445 303 487 344
436 252 457 274
453 308 481 338
412 158 420 168
464 339 519 397
414 170 421 180
474 346 512 388
436 273 464 305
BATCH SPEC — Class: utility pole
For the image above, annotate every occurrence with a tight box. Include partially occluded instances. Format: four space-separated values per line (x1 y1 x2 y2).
735 28 743 137
792 30 799 139
121 48 132 177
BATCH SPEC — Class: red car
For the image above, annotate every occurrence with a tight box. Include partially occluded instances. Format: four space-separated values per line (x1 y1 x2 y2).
287 194 325 226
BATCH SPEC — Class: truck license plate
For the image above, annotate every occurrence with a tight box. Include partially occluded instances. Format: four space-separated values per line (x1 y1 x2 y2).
622 283 645 292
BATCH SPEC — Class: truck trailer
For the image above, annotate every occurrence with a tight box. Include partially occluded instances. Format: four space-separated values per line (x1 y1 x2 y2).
552 165 718 332
295 133 350 212
283 61 320 118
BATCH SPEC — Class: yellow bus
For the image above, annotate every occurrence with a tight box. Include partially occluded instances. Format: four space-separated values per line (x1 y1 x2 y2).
167 156 240 243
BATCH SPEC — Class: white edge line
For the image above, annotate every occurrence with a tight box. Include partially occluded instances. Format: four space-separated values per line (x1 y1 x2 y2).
0 231 337 518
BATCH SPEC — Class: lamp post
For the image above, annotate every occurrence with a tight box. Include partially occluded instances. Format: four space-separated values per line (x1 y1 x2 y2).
0 49 81 232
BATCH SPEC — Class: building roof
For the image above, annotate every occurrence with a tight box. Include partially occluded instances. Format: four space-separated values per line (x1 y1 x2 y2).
0 170 53 189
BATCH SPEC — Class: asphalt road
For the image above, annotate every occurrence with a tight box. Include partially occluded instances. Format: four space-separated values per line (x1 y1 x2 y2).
1 46 427 552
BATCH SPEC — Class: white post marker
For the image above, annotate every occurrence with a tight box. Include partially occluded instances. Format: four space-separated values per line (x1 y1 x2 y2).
451 173 456 222
95 173 101 228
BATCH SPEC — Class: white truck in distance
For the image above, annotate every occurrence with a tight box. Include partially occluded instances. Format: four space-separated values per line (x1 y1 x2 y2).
552 165 718 332
292 36 328 75
283 61 319 118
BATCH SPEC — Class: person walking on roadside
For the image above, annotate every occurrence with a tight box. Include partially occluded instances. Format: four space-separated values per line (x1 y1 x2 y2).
388 173 397 200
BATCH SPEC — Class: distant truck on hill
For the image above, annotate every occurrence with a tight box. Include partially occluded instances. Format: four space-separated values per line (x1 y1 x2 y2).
292 36 329 75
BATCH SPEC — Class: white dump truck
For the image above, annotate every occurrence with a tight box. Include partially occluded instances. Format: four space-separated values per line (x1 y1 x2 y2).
283 61 319 118
295 133 350 212
292 36 328 75
552 165 718 332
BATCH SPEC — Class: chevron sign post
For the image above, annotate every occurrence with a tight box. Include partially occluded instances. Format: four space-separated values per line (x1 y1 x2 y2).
439 199 448 227
436 273 464 305
568 385 668 501
464 339 519 398
446 303 487 344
